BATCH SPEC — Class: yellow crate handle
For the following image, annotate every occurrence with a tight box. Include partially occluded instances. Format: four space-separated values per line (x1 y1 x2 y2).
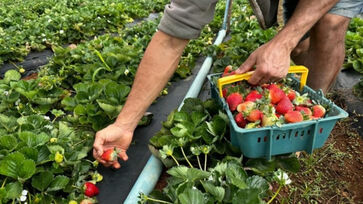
217 66 309 97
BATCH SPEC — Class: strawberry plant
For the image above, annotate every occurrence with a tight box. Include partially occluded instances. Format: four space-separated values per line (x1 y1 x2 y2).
145 98 301 203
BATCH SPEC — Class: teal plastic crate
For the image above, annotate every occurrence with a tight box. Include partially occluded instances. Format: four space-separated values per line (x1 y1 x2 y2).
207 73 349 160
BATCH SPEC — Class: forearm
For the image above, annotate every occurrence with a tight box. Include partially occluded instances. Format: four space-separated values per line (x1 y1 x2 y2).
272 0 339 50
114 31 189 131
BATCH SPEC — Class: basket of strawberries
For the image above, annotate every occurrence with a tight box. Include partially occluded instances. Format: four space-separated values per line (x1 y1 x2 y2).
208 66 348 160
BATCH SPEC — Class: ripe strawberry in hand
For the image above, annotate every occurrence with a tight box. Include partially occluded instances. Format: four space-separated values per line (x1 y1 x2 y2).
284 111 303 123
226 93 243 112
84 182 99 197
268 84 285 104
246 109 263 122
276 97 293 114
245 90 262 102
101 148 119 162
235 113 247 128
312 105 326 118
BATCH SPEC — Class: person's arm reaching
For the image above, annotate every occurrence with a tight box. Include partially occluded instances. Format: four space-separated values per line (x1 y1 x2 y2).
236 0 340 85
93 31 189 168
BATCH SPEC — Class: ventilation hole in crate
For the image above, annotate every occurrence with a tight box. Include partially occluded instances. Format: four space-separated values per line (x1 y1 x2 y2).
301 131 305 137
295 132 298 137
276 135 280 140
308 130 311 135
320 128 323 133
257 137 261 143
282 133 286 139
264 136 268 142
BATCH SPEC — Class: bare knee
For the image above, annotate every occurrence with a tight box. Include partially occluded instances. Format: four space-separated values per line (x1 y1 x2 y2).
312 14 350 44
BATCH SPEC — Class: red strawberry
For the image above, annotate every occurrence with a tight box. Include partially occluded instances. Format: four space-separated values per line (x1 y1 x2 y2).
275 113 281 118
236 101 255 114
269 86 285 104
101 148 118 162
222 65 234 77
284 111 303 123
312 105 326 118
276 97 293 114
246 109 263 122
222 88 228 98
295 106 312 116
226 93 243 112
235 113 247 128
245 90 262 102
287 89 296 101
84 182 99 197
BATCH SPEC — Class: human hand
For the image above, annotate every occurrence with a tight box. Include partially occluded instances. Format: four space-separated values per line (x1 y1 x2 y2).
235 40 292 85
93 124 133 169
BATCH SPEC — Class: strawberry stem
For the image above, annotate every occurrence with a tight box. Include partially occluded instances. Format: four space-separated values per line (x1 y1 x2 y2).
204 153 207 171
196 155 203 170
146 197 172 204
170 155 180 166
180 147 193 168
267 184 282 204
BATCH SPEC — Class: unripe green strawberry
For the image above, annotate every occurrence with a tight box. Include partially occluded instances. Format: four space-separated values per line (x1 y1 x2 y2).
262 114 278 127
55 152 63 163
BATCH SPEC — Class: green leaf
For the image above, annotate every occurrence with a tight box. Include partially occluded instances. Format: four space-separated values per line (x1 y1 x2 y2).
19 147 38 161
19 131 49 147
0 152 36 181
162 109 176 128
186 168 210 182
47 175 70 191
201 181 225 202
226 163 248 189
4 70 21 83
232 188 264 204
276 157 301 173
47 145 65 154
246 158 276 175
174 112 191 123
191 112 208 126
246 175 269 196
180 98 204 114
5 182 22 200
167 166 188 179
206 115 226 139
0 135 17 149
97 100 117 113
31 172 54 192
178 188 205 204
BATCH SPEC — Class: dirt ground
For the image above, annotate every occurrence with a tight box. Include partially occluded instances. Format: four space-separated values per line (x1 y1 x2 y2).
273 93 363 204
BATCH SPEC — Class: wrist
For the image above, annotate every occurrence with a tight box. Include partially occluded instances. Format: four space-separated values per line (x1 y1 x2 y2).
113 119 137 134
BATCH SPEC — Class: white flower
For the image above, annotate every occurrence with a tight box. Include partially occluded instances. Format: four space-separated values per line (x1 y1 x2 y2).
48 19 52 23
97 16 101 19
124 69 130 76
59 30 64 34
3 91 9 96
43 116 50 120
15 99 20 105
20 195 27 202
208 175 213 181
22 190 28 196
192 186 197 190
41 33 46 37
273 169 292 185
42 38 47 42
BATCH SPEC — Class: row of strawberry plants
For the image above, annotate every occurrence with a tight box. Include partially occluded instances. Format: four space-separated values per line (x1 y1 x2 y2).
0 0 168 66
144 98 300 204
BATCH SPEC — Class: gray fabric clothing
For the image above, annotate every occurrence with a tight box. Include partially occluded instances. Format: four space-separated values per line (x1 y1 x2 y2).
158 0 218 39
158 0 363 40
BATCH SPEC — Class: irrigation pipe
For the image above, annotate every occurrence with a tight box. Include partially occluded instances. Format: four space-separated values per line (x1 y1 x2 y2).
124 0 232 202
